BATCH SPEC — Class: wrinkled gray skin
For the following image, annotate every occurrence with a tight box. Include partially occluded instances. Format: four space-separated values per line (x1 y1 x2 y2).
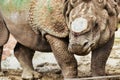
0 0 120 79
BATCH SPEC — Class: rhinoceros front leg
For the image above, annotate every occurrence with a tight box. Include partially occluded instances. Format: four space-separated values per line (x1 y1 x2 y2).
14 42 42 79
46 35 77 78
91 35 114 77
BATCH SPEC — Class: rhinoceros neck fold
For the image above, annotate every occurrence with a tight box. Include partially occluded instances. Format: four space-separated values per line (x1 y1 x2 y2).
28 0 69 38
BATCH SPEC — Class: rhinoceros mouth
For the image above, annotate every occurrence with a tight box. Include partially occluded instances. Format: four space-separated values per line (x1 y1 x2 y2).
28 0 69 38
68 46 91 55
68 43 93 55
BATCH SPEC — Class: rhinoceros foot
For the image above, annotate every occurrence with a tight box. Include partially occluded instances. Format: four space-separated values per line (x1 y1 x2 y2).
22 69 42 79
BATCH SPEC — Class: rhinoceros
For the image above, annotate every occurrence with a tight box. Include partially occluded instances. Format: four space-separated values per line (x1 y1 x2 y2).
0 0 120 79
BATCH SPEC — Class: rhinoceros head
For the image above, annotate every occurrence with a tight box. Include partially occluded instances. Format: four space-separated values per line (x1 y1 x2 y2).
64 0 119 55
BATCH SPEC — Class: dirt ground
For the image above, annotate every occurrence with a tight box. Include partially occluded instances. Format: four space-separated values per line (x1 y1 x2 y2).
0 69 63 80
0 30 120 80
1 58 120 80
0 43 120 80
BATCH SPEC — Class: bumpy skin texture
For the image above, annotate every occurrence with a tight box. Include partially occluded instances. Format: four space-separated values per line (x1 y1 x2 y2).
46 35 77 78
0 0 119 79
91 35 114 76
29 0 69 38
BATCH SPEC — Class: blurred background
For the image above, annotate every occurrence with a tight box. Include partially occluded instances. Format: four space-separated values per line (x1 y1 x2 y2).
0 0 30 14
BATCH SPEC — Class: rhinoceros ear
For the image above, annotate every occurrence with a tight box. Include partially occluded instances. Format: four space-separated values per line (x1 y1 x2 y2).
105 0 117 16
105 0 119 36
63 0 73 27
106 0 120 22
63 0 84 27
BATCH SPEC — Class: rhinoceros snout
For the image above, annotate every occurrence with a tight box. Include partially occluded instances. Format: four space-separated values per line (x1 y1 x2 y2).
68 39 91 55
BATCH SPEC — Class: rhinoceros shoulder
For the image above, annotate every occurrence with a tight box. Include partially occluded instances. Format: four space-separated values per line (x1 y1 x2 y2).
28 0 69 38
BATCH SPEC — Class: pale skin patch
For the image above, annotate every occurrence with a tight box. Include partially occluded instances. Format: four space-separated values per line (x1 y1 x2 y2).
71 17 88 33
